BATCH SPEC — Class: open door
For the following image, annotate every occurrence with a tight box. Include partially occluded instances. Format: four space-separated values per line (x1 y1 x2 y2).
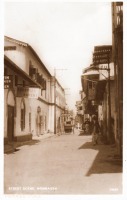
7 105 14 141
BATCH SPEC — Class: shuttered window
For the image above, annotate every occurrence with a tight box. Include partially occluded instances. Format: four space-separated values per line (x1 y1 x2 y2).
21 101 25 131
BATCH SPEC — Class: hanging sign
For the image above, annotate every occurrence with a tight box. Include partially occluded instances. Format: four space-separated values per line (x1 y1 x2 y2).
4 75 13 89
17 87 40 98
93 45 112 65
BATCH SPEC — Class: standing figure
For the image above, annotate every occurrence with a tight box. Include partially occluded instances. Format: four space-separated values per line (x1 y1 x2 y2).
91 115 100 145
84 119 90 134
82 118 90 134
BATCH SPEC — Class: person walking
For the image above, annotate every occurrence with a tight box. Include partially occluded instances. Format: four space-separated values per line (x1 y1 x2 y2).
91 115 101 145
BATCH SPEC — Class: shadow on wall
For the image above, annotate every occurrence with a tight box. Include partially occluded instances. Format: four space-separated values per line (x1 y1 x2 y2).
78 142 122 176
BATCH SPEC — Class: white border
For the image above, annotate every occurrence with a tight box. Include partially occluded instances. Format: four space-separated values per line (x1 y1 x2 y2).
1 0 126 200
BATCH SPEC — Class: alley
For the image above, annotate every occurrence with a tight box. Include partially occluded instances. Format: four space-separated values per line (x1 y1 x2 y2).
4 132 122 195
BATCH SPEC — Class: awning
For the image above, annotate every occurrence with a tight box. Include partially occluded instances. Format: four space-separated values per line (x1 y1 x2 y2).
81 70 99 94
4 55 42 88
82 70 99 81
83 70 99 76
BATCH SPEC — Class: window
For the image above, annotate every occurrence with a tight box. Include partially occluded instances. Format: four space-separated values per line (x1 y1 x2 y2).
116 3 123 27
41 89 43 96
21 100 25 131
89 81 92 89
78 106 82 110
66 121 71 125
45 82 47 99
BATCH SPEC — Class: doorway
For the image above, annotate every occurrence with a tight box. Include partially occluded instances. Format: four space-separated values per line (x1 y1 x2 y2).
7 105 14 141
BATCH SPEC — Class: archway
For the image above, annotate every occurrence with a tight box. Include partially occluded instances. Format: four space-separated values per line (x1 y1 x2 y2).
7 90 15 141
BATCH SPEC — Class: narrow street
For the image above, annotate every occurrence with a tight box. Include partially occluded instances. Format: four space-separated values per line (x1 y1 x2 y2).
4 131 122 195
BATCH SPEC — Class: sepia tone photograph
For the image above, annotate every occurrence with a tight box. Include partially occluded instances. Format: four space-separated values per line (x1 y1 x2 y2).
2 0 125 198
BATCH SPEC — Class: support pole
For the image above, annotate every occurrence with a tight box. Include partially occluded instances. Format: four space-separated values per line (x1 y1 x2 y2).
54 68 56 134
107 56 111 143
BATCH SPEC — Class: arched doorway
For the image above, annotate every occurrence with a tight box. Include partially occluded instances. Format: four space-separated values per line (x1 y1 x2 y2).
7 91 15 141
21 100 25 131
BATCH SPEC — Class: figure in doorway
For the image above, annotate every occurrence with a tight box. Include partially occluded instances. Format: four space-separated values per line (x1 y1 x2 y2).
91 115 101 145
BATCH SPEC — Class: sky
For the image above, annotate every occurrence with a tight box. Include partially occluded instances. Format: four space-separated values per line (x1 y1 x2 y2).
4 1 112 110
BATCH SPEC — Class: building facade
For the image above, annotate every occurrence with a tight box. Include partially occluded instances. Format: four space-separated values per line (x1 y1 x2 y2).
112 2 123 157
80 2 123 157
81 50 115 145
81 66 99 121
51 77 66 134
4 36 66 144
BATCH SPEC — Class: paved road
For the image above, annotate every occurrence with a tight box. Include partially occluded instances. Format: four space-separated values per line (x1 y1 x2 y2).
4 132 122 194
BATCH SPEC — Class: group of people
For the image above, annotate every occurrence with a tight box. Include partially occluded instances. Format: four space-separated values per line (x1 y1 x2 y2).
83 115 101 145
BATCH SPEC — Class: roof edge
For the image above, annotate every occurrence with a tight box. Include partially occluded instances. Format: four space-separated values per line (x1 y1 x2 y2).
4 35 52 77
4 35 28 47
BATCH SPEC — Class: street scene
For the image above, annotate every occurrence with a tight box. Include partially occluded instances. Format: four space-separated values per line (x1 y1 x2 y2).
3 1 123 196
4 130 122 194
